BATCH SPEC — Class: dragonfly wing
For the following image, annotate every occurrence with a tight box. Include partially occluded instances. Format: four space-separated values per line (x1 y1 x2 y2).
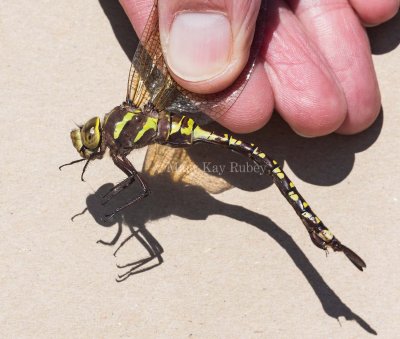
126 0 268 123
143 144 232 194
126 1 173 109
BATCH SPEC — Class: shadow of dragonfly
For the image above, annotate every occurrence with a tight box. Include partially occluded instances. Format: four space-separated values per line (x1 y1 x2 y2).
74 172 376 335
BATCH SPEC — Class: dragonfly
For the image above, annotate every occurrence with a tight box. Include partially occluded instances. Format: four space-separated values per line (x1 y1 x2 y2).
60 0 366 271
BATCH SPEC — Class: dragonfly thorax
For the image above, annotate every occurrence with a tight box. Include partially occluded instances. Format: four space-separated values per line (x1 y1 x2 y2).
102 103 161 153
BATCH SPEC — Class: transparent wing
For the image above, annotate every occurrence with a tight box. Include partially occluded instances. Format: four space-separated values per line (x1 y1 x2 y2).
126 0 267 123
143 144 232 194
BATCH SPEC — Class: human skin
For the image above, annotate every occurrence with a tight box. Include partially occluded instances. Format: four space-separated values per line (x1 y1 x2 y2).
120 0 399 136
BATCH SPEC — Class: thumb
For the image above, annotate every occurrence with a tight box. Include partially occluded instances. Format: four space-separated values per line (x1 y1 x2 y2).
158 0 261 94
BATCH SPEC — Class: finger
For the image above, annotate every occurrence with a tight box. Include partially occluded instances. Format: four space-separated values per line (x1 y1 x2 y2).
157 0 261 94
286 0 381 134
120 0 273 133
120 0 274 133
263 1 347 137
119 0 154 35
348 0 399 26
216 62 274 133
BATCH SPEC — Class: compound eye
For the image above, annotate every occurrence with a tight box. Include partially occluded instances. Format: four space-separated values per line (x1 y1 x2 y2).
82 117 101 150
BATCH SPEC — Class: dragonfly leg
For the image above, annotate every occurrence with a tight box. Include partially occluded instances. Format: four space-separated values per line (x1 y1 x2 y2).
111 227 163 282
101 176 135 205
97 221 123 246
116 258 162 282
101 154 140 204
81 152 104 181
112 232 158 281
113 231 137 256
104 154 151 220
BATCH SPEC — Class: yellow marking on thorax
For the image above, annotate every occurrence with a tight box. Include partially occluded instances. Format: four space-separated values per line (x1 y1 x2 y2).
133 117 158 143
103 112 111 126
180 118 194 135
114 110 140 139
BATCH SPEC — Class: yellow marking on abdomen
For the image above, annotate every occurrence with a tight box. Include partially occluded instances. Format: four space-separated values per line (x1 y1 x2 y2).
193 126 212 140
302 211 313 220
180 118 194 135
228 136 243 146
271 166 285 178
288 191 299 201
170 117 184 134
319 230 333 242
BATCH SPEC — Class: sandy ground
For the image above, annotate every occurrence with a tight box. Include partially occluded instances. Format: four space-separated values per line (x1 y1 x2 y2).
1 1 399 338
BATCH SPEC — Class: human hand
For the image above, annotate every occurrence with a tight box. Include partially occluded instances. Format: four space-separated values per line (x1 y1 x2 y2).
120 0 398 136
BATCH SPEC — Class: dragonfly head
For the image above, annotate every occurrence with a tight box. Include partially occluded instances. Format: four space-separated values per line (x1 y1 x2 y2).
71 117 102 159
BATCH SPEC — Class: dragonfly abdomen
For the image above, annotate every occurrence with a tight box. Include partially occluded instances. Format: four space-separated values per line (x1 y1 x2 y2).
162 114 196 146
160 115 363 265
190 123 339 252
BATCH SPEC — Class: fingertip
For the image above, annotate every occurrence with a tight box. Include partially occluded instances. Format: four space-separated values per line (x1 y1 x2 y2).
163 11 237 94
158 0 261 94
349 0 399 26
286 88 348 137
336 86 381 135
